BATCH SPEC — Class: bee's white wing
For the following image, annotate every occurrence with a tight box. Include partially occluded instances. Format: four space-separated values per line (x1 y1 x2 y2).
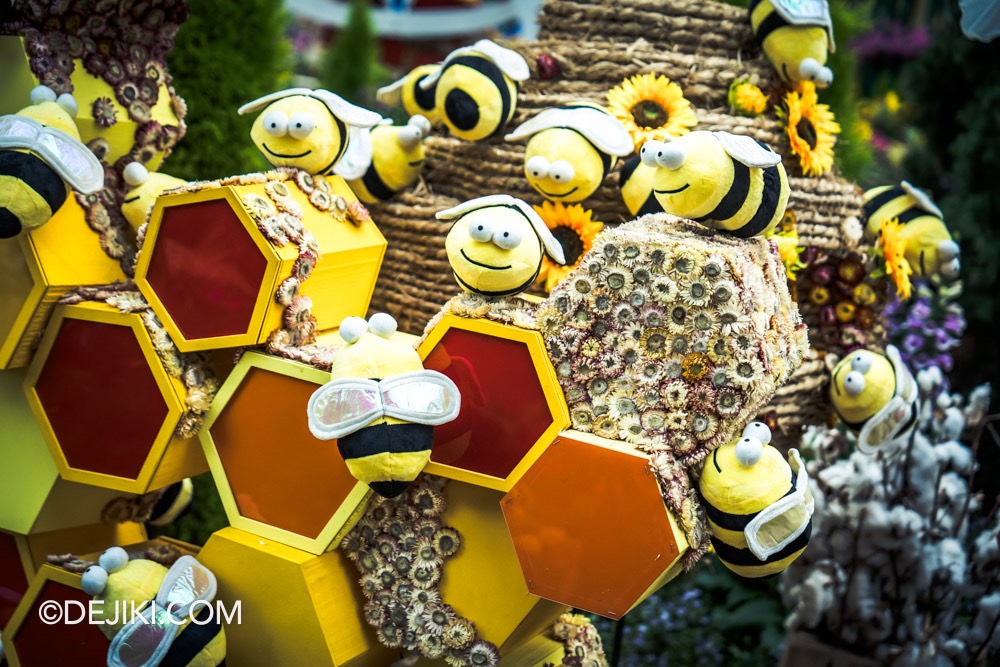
769 0 835 51
332 126 373 180
901 180 944 218
714 132 782 168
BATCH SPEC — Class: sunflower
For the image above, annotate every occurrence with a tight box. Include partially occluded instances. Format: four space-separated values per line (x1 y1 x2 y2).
878 217 913 300
728 78 768 117
767 213 806 281
607 73 698 151
534 202 603 293
778 82 840 177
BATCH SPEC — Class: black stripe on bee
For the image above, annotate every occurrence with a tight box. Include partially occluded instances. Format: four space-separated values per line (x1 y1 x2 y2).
0 151 67 215
693 157 750 225
731 164 782 238
754 10 789 44
361 164 396 201
337 422 435 460
711 520 812 567
701 470 798 531
160 603 223 667
636 193 663 216
443 56 512 139
863 186 906 219
896 206 931 224
413 73 437 112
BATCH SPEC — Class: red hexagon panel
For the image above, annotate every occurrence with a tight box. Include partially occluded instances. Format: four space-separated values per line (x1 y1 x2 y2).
502 431 688 619
0 532 28 630
8 578 109 665
143 198 268 341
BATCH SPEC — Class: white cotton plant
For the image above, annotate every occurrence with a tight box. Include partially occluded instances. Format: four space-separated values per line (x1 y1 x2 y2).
782 376 998 666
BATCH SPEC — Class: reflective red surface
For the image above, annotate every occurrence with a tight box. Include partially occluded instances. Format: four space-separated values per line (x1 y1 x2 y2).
423 328 553 478
502 434 683 618
145 198 268 340
0 532 27 629
211 367 361 539
34 318 167 480
12 580 109 664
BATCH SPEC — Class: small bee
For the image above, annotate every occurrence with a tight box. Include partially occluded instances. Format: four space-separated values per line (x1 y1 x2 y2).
830 345 919 454
863 181 960 283
439 194 566 297
238 88 382 176
749 0 835 88
0 85 103 238
146 477 195 528
376 63 442 126
420 39 530 142
618 156 664 218
699 422 814 579
504 104 633 203
639 131 790 238
81 547 226 666
308 314 462 498
343 115 432 204
121 162 186 231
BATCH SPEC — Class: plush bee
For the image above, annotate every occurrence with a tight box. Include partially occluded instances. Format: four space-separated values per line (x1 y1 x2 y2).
376 64 442 126
419 39 530 142
0 85 103 238
830 345 919 454
146 478 195 528
863 181 960 284
342 115 431 204
699 422 814 579
308 313 461 498
238 88 382 177
439 194 566 297
619 156 665 218
121 162 186 231
81 547 226 667
504 104 633 203
749 0 835 88
639 131 790 238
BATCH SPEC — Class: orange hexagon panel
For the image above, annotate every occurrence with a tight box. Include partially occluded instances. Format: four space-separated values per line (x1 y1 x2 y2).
502 430 689 619
134 174 386 352
200 351 370 554
417 315 570 492
23 303 207 494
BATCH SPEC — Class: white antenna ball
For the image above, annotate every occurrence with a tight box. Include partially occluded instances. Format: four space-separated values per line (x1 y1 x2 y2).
735 437 764 467
29 85 57 105
368 313 397 338
123 162 150 187
339 316 369 344
741 421 772 445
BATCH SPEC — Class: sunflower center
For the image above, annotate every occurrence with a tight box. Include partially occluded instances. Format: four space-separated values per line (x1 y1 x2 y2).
796 117 818 150
551 225 585 265
630 100 669 129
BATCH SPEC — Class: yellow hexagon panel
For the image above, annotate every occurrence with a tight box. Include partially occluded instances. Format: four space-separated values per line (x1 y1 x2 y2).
417 315 570 491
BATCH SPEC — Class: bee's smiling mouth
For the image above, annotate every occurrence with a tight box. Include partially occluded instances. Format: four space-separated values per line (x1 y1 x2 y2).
460 249 511 270
653 184 690 195
263 143 312 159
534 184 578 198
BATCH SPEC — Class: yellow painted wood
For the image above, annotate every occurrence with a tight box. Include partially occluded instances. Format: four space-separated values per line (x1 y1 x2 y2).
135 174 386 353
418 315 571 492
0 196 125 369
200 351 371 554
22 303 207 494
0 368 133 534
198 527 393 667
10 523 147 581
439 481 567 650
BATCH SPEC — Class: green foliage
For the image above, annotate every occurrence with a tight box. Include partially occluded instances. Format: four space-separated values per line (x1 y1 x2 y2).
165 0 292 181
148 473 228 547
321 0 385 108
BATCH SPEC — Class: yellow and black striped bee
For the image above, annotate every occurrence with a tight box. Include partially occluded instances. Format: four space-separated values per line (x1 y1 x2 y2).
420 39 530 142
619 156 664 218
121 161 187 231
699 422 813 579
863 181 960 283
82 547 226 666
639 131 790 237
376 63 442 126
146 477 195 528
749 0 835 87
308 314 461 498
345 115 431 204
0 85 103 238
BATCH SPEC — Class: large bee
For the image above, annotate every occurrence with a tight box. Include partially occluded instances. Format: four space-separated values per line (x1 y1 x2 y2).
830 345 919 454
618 156 664 218
0 85 103 238
376 64 442 126
81 547 226 666
420 39 530 142
639 131 790 238
749 0 835 88
343 115 432 204
863 181 960 283
504 104 633 203
308 313 462 498
699 423 814 579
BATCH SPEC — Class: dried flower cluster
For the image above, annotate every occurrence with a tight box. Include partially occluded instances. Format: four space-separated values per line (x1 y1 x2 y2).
783 375 995 666
533 216 807 554
341 476 500 666
544 613 609 667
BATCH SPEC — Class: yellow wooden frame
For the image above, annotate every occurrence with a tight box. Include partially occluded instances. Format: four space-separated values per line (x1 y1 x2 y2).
22 303 204 494
417 314 570 492
135 187 288 353
200 351 371 554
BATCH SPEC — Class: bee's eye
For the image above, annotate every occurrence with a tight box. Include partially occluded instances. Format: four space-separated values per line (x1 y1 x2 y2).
851 354 872 374
468 218 494 242
288 112 315 140
525 155 550 180
492 223 523 250
262 110 288 137
548 160 574 183
844 371 866 397
82 566 109 596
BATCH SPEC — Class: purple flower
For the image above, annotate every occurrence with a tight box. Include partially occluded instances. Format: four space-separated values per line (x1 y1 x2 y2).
902 333 925 355
934 329 957 352
943 313 966 336
909 300 933 320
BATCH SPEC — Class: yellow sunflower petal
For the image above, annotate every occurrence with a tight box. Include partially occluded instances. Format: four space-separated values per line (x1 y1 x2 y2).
778 81 841 177
607 73 698 151
533 202 603 294
878 217 913 300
